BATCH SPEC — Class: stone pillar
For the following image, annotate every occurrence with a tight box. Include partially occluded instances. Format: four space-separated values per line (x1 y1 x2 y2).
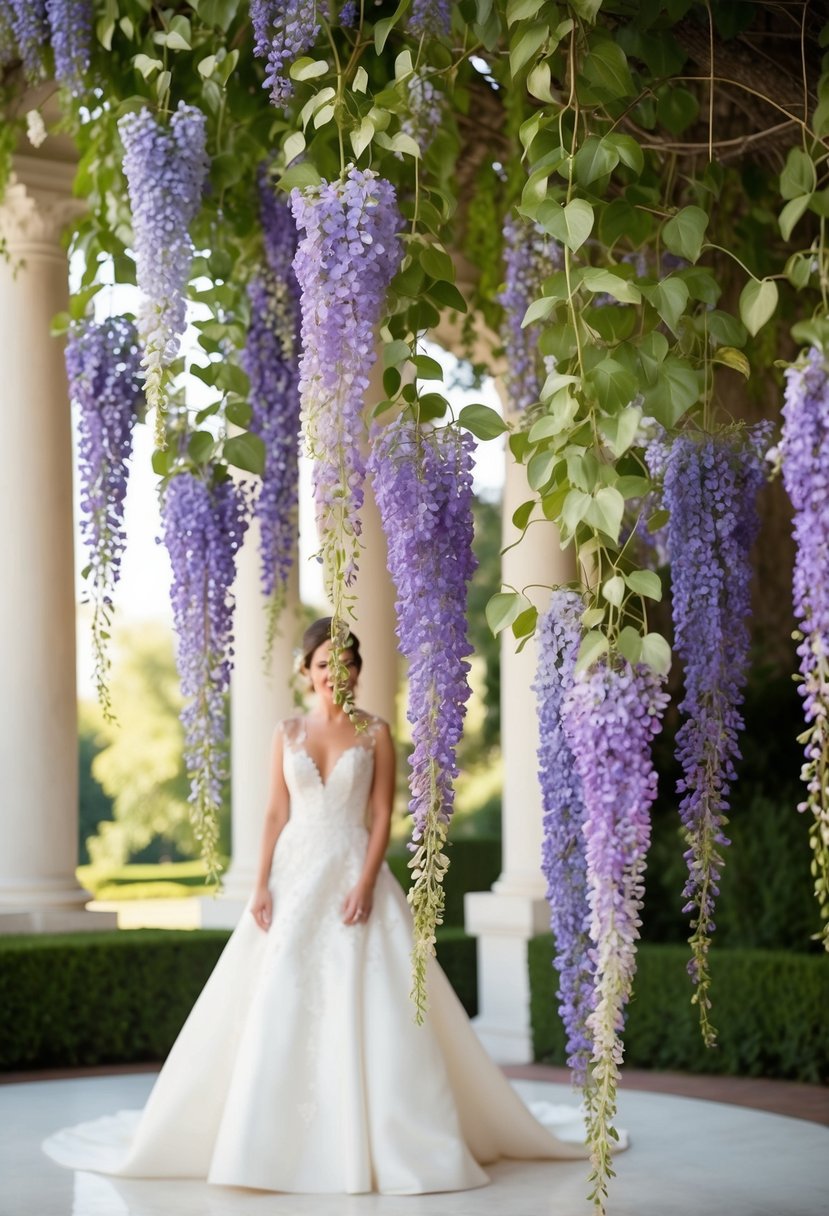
464 432 575 1062
200 520 302 928
0 156 113 932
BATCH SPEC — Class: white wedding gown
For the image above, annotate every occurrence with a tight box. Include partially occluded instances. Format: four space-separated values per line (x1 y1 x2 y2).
44 717 603 1195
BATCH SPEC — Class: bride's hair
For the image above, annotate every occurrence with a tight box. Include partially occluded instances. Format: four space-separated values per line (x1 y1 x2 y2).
301 617 363 673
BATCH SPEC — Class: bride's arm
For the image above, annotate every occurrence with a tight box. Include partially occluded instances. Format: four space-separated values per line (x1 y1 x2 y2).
342 722 395 925
250 723 290 931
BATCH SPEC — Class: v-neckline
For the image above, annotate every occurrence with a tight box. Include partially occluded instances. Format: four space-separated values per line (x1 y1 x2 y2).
297 743 363 789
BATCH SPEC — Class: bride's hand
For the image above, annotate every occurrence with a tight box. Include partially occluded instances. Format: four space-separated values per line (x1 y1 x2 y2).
250 886 273 932
342 883 373 926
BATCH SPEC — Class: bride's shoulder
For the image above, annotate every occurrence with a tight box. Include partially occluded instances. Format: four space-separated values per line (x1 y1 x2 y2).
274 716 306 746
353 710 391 744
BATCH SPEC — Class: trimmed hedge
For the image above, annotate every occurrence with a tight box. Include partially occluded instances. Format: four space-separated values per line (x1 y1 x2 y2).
0 927 478 1072
529 935 829 1084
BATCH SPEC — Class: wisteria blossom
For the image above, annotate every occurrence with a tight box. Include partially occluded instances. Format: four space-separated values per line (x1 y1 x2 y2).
46 0 91 93
562 660 668 1206
400 72 443 156
368 418 476 1018
6 0 47 77
338 0 358 28
781 346 829 947
498 216 563 412
161 473 250 878
66 316 143 720
408 0 451 39
290 167 401 684
241 174 301 644
119 102 209 446
649 428 767 1042
251 0 320 106
533 590 594 1087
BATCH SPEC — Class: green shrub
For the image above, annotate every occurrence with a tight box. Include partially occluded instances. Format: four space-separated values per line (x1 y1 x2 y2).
529 935 829 1083
0 928 477 1071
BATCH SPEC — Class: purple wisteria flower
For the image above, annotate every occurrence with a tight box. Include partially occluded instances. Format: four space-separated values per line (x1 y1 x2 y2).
407 0 451 39
400 72 444 156
499 216 563 412
241 173 301 635
533 590 595 1086
66 316 143 720
368 417 476 1019
251 0 320 106
648 427 767 1042
338 0 358 28
46 0 91 93
161 472 250 877
781 346 829 947
562 659 668 1204
118 102 209 446
290 167 401 662
6 0 47 77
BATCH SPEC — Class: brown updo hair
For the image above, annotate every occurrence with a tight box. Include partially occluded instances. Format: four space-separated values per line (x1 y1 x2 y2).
301 616 363 673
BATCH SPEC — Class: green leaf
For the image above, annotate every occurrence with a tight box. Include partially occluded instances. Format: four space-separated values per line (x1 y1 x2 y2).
573 136 620 187
625 569 662 601
512 604 538 639
198 54 217 78
420 243 455 282
576 630 609 674
739 278 779 337
350 116 374 160
413 354 443 380
486 591 528 636
283 130 306 164
712 346 750 377
604 132 644 175
780 147 816 200
224 433 265 475
586 486 625 541
509 21 548 78
656 86 699 135
507 0 544 23
459 403 507 439
527 448 559 490
353 66 368 93
290 57 329 81
640 631 672 676
536 198 594 251
602 574 625 606
779 194 812 241
582 39 635 99
643 356 699 426
582 606 605 629
617 625 642 665
662 205 708 263
188 431 215 464
428 280 468 312
600 199 652 247
599 406 641 457
133 53 162 79
570 0 602 19
279 161 323 191
581 268 641 304
512 499 534 529
785 252 812 289
374 0 407 53
416 393 448 422
521 296 558 327
586 358 637 414
383 339 410 369
641 276 689 334
562 488 592 533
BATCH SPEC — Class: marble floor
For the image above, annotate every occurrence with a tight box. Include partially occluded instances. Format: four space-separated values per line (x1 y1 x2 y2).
1 1071 827 1216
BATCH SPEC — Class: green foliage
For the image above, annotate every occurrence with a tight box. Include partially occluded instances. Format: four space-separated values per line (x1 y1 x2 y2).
529 937 829 1083
0 927 477 1070
387 835 501 926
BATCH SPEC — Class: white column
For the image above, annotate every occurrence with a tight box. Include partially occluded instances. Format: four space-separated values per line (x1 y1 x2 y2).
0 156 113 932
200 520 301 927
465 435 575 1062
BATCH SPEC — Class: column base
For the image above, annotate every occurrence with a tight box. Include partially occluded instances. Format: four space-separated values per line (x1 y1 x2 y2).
0 877 91 910
0 907 117 934
464 888 550 1065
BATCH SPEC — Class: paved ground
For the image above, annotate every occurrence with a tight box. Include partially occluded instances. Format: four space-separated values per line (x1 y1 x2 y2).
2 1068 827 1216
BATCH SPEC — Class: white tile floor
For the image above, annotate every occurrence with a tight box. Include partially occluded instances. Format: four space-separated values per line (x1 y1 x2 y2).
1 1072 827 1216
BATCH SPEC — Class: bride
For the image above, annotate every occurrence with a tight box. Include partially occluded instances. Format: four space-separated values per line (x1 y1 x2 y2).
44 617 600 1195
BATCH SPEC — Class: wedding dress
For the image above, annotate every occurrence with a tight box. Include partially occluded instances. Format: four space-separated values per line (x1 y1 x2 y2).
44 716 604 1195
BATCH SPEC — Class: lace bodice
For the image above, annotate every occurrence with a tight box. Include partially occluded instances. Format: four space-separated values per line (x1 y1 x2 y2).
280 715 382 830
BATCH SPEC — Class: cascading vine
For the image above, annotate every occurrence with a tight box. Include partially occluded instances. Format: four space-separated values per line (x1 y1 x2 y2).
241 172 301 653
118 102 209 448
250 0 320 106
368 416 477 1019
290 166 401 693
781 346 829 949
66 315 143 722
533 590 595 1091
562 660 669 1209
45 0 91 92
647 428 768 1042
161 472 250 879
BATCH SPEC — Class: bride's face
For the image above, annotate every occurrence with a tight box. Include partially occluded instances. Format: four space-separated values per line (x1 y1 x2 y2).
306 640 359 703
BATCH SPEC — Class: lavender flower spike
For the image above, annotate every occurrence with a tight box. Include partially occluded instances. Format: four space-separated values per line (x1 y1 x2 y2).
251 0 320 106
46 0 92 93
781 346 829 948
499 216 563 412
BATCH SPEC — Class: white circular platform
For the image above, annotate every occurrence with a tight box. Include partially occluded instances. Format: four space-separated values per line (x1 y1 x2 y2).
2 1072 827 1216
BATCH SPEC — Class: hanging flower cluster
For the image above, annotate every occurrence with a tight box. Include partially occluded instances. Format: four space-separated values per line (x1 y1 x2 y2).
338 0 358 29
119 102 209 447
400 72 444 156
241 174 301 648
781 346 829 948
368 417 477 1019
251 0 320 106
46 0 91 92
533 590 595 1087
498 216 563 412
66 316 143 722
407 0 451 39
290 166 401 684
562 659 668 1208
649 428 767 1043
3 0 47 77
161 473 250 878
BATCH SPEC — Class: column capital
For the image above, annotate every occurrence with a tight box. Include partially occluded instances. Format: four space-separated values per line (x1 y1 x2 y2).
0 154 82 259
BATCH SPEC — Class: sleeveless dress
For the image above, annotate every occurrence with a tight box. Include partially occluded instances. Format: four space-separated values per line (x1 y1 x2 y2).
43 716 599 1194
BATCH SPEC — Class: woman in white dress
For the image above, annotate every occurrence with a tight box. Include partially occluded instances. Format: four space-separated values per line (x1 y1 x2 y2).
44 619 597 1194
